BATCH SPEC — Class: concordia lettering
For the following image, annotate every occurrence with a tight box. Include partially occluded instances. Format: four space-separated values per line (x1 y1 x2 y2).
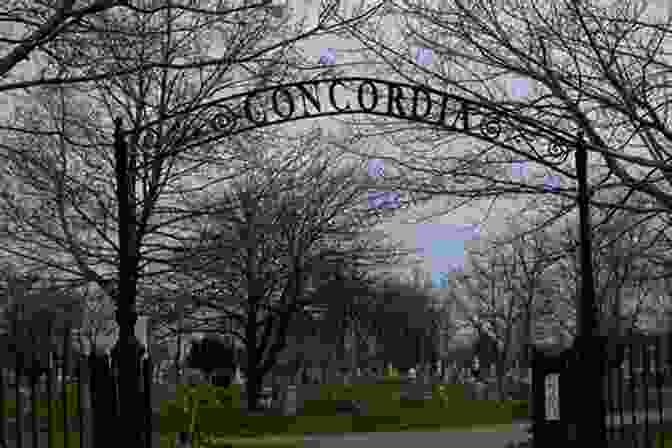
177 78 505 143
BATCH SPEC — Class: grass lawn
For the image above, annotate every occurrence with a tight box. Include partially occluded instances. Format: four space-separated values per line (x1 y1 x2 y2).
657 432 672 447
2 381 529 447
158 433 306 448
10 433 306 448
157 381 529 441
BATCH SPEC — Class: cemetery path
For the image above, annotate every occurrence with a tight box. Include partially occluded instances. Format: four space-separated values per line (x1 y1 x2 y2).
214 423 534 448
214 407 672 448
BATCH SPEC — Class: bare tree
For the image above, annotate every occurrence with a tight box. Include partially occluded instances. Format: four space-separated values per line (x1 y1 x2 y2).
0 0 129 86
315 0 672 310
70 285 118 355
442 252 522 399
0 0 389 431
277 265 382 384
0 0 367 93
166 139 413 410
351 275 442 377
550 200 671 340
442 199 669 390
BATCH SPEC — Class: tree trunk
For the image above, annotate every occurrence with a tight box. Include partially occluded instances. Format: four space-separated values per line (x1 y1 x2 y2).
244 309 261 412
114 116 141 448
496 357 506 401
90 352 117 448
523 304 533 367
245 368 262 412
175 316 183 385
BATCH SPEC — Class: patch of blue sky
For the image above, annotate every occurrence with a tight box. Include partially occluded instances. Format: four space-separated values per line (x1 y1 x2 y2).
415 223 481 286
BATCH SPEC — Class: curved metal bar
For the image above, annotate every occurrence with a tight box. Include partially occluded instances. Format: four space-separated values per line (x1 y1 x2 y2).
120 77 582 170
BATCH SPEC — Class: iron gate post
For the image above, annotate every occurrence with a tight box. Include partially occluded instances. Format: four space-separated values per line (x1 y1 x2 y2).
573 133 607 447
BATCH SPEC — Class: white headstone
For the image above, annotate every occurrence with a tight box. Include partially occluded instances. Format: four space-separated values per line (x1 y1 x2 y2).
285 385 297 415
233 366 245 385
622 359 631 379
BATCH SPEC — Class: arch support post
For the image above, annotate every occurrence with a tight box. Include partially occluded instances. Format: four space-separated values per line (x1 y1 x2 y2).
572 132 607 447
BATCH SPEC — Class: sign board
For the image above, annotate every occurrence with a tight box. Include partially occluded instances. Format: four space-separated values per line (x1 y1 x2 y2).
544 373 560 421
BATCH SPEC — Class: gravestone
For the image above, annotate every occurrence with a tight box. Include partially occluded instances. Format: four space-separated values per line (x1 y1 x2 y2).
408 367 417 381
285 385 297 415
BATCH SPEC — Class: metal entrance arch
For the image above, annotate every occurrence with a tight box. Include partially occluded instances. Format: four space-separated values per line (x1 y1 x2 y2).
112 75 604 447
129 76 579 164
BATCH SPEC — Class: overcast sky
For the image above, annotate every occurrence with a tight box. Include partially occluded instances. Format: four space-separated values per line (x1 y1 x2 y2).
279 0 538 287
278 0 672 289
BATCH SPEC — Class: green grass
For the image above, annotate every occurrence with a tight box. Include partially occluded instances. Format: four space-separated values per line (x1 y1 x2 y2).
156 381 530 440
158 433 308 447
657 432 672 447
12 433 306 448
3 380 529 446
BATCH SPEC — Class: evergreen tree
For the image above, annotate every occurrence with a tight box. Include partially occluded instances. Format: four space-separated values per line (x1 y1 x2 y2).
185 336 237 387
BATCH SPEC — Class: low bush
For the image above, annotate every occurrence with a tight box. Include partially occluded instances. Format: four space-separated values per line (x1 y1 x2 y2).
171 382 242 409
159 383 249 436
374 377 410 386
287 415 356 435
398 397 428 410
300 398 342 416
509 400 530 420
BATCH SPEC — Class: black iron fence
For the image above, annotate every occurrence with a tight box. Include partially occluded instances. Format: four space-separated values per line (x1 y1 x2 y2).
603 334 672 448
0 318 153 448
532 333 672 448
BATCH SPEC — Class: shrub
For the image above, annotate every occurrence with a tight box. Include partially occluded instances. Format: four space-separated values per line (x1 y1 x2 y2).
158 383 243 436
508 400 529 420
351 415 403 432
300 398 340 416
171 383 241 409
185 337 237 386
375 377 409 386
385 365 400 378
398 397 428 409
287 415 354 435
431 383 471 409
